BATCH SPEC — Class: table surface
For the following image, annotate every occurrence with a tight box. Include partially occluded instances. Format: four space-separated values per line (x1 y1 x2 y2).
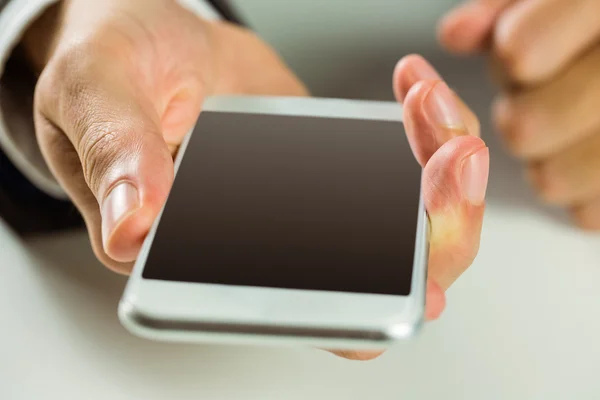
3 2 600 398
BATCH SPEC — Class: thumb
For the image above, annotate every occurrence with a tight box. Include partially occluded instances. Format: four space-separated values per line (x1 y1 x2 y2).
97 126 174 264
35 62 174 270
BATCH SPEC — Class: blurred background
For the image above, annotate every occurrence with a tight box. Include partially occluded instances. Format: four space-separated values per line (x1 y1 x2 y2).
233 0 547 220
235 0 481 99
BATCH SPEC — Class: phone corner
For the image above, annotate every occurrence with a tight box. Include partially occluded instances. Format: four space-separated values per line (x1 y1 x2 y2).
117 296 148 338
386 305 426 341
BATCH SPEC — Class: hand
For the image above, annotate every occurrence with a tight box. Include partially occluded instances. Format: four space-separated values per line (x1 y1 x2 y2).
25 2 489 361
333 54 490 360
23 0 308 273
439 0 600 229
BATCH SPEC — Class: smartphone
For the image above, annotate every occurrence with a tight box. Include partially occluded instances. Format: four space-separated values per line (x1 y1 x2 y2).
119 96 428 350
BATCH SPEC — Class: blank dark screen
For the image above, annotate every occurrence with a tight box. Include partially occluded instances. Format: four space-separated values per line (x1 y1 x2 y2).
142 111 422 295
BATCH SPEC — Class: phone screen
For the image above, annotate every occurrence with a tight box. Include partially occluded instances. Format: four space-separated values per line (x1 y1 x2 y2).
142 111 422 296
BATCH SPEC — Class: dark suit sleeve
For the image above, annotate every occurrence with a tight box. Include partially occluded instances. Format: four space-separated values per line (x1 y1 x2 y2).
209 0 246 26
0 0 244 236
0 42 85 235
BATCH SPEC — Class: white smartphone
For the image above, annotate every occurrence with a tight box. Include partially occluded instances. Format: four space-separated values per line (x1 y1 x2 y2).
119 96 429 350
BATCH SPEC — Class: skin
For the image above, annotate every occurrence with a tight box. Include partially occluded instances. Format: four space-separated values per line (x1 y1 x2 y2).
23 0 490 360
439 0 600 229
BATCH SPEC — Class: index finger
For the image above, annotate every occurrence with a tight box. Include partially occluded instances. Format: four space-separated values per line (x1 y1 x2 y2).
393 55 480 167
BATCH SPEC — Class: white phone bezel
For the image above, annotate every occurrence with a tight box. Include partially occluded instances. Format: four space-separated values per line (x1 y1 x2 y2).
119 96 429 350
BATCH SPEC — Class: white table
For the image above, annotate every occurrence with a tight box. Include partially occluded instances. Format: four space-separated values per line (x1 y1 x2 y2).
2 136 600 399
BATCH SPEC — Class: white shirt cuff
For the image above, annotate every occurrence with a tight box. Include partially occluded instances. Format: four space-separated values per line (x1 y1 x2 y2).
0 0 222 200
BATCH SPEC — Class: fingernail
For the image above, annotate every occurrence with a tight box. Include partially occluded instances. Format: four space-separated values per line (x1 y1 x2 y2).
409 56 441 82
461 147 489 205
101 182 139 246
423 82 465 129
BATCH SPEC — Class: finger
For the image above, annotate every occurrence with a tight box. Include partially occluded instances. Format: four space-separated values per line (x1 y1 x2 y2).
394 57 480 160
328 350 384 361
493 47 600 159
35 55 174 270
327 280 446 362
327 118 485 364
402 79 478 167
424 136 489 290
493 0 600 84
425 279 446 321
393 54 441 103
393 55 481 136
327 279 446 361
527 131 600 206
572 198 600 231
438 0 516 54
487 51 522 91
328 97 467 363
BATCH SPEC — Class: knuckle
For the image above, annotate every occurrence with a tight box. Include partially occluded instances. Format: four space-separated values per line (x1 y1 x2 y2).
452 223 480 267
466 109 481 138
78 119 137 195
492 96 531 157
34 37 142 197
527 162 562 204
429 209 478 263
36 22 142 121
571 205 600 231
423 173 457 212
34 67 57 115
36 42 104 123
429 237 477 289
494 45 531 84
438 239 477 275
80 127 118 194
493 18 536 83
